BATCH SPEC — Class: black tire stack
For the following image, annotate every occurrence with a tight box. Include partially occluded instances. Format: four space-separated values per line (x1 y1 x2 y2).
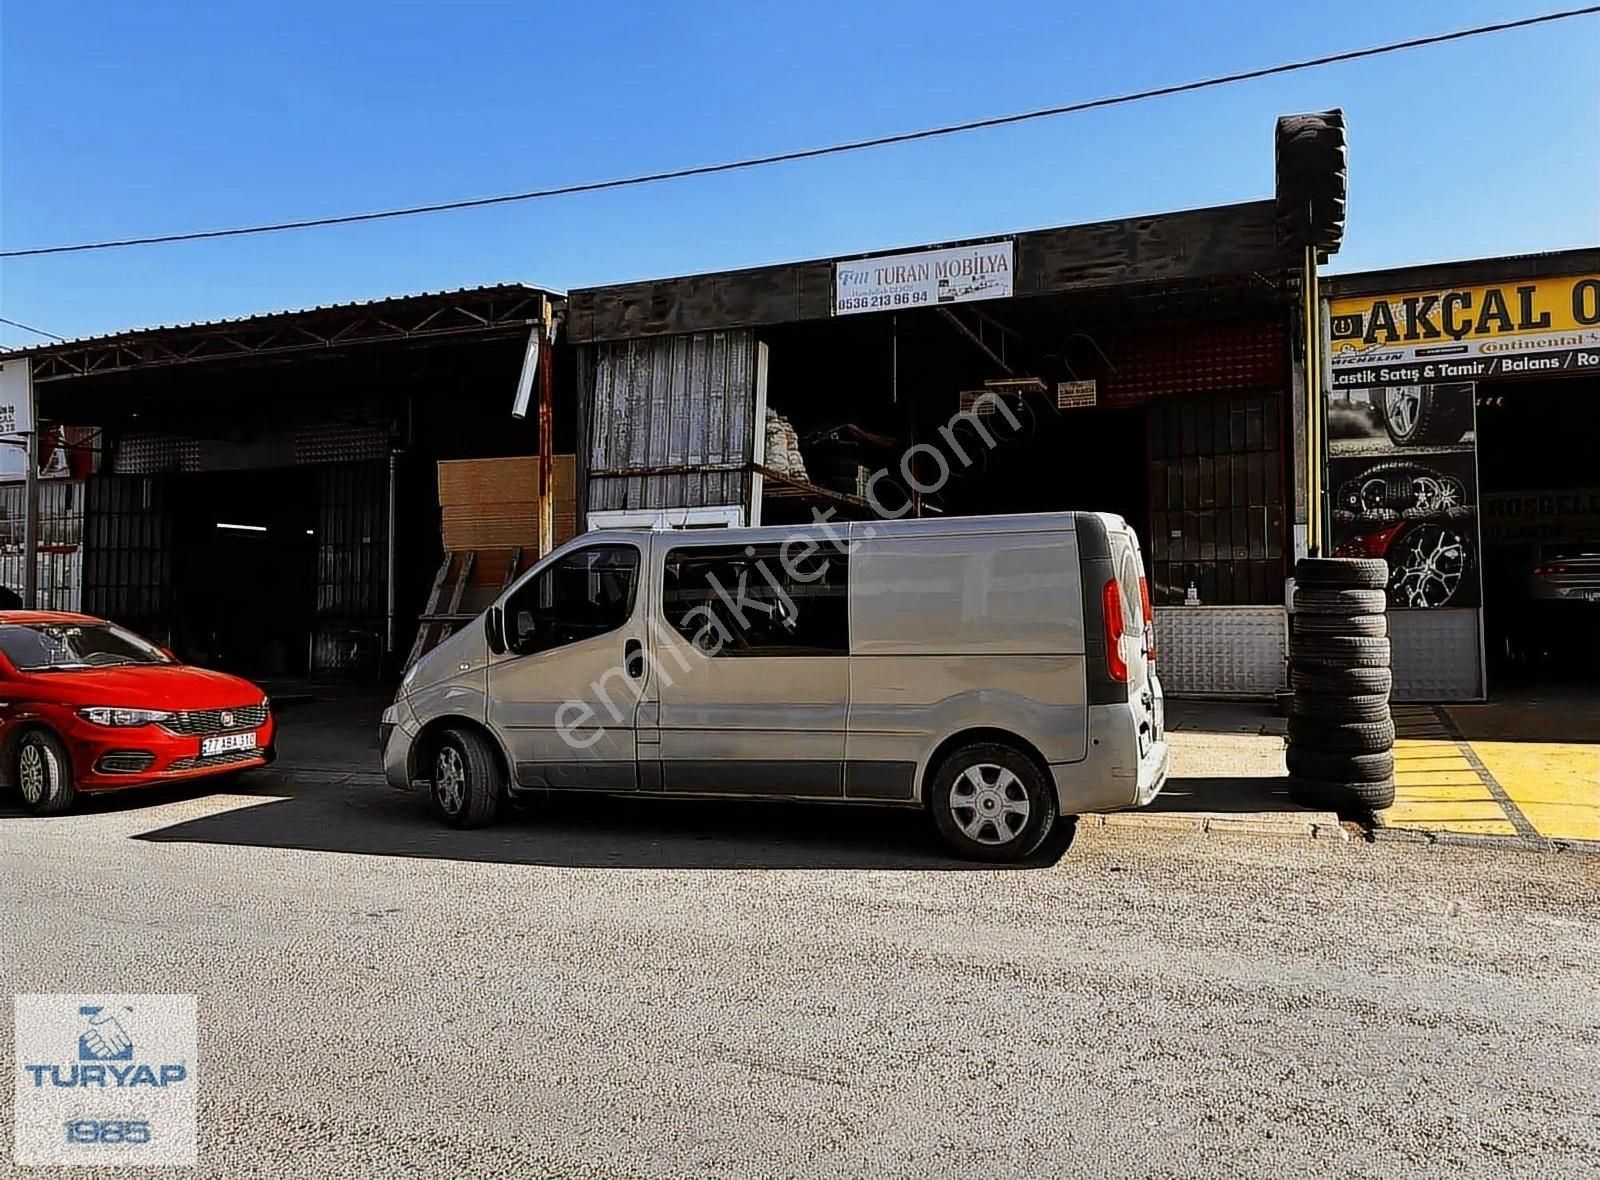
1286 558 1395 812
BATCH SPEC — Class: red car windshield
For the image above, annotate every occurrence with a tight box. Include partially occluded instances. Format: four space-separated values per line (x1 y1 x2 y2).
0 623 171 671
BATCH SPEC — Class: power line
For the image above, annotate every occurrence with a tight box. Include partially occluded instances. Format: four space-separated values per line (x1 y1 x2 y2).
0 316 66 341
4 6 1596 260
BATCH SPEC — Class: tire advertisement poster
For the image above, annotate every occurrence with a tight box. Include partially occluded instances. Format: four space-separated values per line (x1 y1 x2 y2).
1326 274 1600 611
1324 375 1482 611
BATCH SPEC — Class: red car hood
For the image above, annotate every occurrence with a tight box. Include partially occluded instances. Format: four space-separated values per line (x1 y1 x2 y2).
23 664 265 710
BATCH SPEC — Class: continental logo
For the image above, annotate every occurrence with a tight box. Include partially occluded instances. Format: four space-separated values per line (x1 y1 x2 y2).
1329 275 1600 350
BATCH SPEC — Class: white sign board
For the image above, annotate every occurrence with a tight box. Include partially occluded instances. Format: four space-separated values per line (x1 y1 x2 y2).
835 240 1014 316
1056 379 1097 409
0 358 34 481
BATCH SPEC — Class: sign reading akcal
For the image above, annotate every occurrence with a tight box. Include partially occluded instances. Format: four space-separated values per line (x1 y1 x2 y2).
1327 274 1600 389
835 240 1014 316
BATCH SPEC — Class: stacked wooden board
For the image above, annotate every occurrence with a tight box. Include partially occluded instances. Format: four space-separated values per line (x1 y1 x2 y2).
405 455 579 670
436 455 576 551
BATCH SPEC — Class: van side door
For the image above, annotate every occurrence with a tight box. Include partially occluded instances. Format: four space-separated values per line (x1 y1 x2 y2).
485 541 646 790
649 537 849 796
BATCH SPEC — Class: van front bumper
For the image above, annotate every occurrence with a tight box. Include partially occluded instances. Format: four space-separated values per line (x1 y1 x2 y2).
379 702 418 791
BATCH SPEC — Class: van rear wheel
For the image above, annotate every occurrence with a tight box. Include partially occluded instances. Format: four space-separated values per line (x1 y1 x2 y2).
929 742 1056 863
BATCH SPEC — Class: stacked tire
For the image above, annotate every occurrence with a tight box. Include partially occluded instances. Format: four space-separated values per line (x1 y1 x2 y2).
1286 558 1395 811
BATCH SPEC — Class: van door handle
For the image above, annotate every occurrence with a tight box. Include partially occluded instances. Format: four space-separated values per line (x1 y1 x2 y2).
625 638 644 679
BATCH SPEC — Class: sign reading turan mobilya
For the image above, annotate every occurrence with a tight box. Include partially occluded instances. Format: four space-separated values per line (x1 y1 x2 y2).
834 240 1014 317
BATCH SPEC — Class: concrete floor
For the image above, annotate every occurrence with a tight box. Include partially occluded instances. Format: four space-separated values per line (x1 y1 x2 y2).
3 698 1596 1177
4 785 1595 1178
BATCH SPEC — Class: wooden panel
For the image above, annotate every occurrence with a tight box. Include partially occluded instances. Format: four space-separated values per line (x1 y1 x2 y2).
567 202 1282 342
1014 202 1279 297
436 456 575 506
437 455 576 551
568 262 832 344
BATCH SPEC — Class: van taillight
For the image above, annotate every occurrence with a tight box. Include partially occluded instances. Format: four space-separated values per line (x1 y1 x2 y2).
1138 575 1156 662
1102 578 1128 684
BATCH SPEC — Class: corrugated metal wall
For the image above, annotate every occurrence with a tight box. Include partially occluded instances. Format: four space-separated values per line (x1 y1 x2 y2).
585 330 755 515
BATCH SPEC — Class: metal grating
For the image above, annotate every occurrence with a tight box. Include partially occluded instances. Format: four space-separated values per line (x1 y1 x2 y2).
114 423 386 475
168 748 266 771
1390 608 1484 702
96 751 157 774
1154 606 1287 697
162 702 269 737
0 480 87 611
1102 319 1286 406
313 460 388 676
81 475 172 637
1147 392 1287 606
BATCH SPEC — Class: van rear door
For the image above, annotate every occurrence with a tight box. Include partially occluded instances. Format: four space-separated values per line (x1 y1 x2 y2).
1078 512 1160 751
1107 519 1161 748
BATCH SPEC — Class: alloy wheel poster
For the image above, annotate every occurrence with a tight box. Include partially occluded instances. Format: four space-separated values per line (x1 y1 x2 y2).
1325 298 1485 610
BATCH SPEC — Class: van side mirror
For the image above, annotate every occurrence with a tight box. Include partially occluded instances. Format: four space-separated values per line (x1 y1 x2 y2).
485 606 506 655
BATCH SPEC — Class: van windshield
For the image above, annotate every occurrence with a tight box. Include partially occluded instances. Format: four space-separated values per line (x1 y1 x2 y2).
0 622 172 671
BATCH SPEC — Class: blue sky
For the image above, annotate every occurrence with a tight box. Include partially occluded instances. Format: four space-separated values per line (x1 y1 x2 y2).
1 0 1595 346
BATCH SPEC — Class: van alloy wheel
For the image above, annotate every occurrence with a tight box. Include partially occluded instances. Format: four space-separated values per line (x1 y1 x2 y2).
948 763 1030 846
433 745 466 815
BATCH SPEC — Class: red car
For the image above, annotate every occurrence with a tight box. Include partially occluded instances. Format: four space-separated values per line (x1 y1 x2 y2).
0 611 275 815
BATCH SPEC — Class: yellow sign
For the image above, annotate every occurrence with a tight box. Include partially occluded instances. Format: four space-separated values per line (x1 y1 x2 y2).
1327 274 1600 388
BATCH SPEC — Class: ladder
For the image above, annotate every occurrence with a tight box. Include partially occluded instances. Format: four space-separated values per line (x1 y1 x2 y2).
403 547 526 671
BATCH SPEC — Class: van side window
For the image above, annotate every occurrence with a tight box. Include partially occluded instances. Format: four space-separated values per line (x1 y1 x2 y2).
503 545 639 656
663 543 848 656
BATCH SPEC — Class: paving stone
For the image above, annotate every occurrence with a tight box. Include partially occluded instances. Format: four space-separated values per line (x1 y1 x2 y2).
1204 814 1317 839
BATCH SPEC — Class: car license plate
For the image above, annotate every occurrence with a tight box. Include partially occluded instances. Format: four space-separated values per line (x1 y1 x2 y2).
1587 590 1600 603
201 732 255 758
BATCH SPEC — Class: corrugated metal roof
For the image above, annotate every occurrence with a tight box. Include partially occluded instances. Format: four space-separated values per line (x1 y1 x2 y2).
2 282 563 358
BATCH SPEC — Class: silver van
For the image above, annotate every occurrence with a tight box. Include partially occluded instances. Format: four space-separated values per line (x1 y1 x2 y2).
380 511 1168 861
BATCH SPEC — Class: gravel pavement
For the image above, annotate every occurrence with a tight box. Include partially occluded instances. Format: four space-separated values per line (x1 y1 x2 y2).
3 767 1597 1178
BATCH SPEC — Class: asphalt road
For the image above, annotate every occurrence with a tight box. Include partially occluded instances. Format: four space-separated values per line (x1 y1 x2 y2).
3 772 1597 1179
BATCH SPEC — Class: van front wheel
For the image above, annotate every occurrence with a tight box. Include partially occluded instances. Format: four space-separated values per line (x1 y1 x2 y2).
428 727 504 829
929 743 1056 862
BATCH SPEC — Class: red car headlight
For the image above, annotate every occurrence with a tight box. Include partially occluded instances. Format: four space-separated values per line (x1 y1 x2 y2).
77 707 176 727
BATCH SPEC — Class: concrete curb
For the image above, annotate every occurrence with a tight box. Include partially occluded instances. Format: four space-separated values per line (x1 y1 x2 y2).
1369 826 1600 855
1084 810 1346 842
